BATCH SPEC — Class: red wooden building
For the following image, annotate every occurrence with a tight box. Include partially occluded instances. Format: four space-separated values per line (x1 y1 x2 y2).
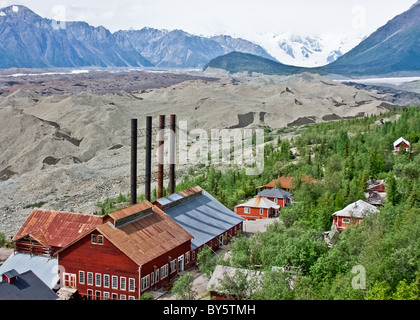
393 137 410 154
256 175 316 193
234 196 280 220
256 188 293 207
57 201 193 300
332 200 379 231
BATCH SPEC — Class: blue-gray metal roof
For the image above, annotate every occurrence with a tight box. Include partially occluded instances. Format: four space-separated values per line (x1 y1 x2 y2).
0 270 58 300
157 190 244 250
257 188 293 199
0 253 59 290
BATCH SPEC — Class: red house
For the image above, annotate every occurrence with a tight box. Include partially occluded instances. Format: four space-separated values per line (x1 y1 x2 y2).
235 196 280 220
332 200 379 231
257 188 293 207
256 175 316 192
393 137 410 154
57 201 193 300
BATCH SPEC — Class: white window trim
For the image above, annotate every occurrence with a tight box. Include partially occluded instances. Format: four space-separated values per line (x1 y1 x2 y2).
342 218 351 224
161 264 168 279
141 274 150 291
120 276 126 291
170 259 176 274
155 269 160 284
244 207 250 214
103 292 110 300
87 272 93 286
112 275 118 289
260 208 264 215
129 278 135 292
79 271 85 284
95 273 101 287
103 274 110 288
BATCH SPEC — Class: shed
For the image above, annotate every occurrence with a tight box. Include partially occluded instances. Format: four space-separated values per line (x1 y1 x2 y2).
393 137 410 153
332 200 379 231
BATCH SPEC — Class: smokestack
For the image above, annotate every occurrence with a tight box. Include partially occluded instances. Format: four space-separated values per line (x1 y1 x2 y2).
145 116 152 202
131 119 138 205
169 114 176 195
158 115 165 199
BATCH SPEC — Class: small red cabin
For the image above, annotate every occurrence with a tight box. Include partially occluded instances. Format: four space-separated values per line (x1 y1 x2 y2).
235 197 280 220
393 137 410 154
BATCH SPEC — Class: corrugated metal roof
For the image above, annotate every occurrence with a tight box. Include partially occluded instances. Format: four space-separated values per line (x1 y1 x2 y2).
13 209 103 250
0 252 59 289
0 270 58 300
97 202 193 266
156 187 244 250
257 188 293 199
236 197 280 209
332 200 379 218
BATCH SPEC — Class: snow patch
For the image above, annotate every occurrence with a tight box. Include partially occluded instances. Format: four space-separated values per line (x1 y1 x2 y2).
0 11 6 17
12 5 19 13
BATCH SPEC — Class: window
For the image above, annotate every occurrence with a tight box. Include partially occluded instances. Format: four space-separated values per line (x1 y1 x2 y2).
79 271 85 284
87 272 93 286
120 295 126 300
260 208 264 215
161 264 168 279
274 198 278 204
219 235 223 247
95 273 101 287
129 296 135 300
103 292 110 300
155 270 159 284
244 207 250 214
91 234 103 245
87 289 93 300
185 251 190 264
111 293 118 300
103 274 110 288
129 278 135 292
141 275 150 291
170 259 176 274
112 275 118 289
151 272 155 286
120 277 126 291
95 291 101 300
342 218 351 224
192 251 196 260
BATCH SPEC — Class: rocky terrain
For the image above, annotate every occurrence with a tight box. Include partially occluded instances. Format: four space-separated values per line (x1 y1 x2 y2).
0 69 402 238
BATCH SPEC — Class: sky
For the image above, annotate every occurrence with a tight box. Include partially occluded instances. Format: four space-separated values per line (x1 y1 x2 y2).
0 0 417 41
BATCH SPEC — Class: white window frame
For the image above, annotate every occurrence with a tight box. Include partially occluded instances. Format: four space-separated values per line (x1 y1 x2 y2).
129 296 135 300
244 207 250 214
111 293 118 300
87 272 93 286
129 278 135 292
103 292 110 300
151 272 155 286
170 259 177 274
120 294 126 300
120 276 126 291
161 264 168 279
260 208 264 215
185 251 190 264
342 218 351 224
141 275 150 291
95 273 101 287
192 251 196 261
103 274 110 288
112 275 118 289
79 271 85 284
155 269 160 284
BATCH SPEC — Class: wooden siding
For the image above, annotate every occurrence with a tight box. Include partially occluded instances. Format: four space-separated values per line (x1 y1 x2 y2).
235 206 274 220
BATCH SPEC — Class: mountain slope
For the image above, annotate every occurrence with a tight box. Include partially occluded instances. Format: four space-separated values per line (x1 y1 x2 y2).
325 1 420 75
0 5 153 68
114 29 277 68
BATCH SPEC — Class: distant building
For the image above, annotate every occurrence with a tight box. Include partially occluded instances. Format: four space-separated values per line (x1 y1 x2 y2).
235 196 280 220
332 200 379 231
256 175 316 193
393 137 410 154
257 188 293 207
366 179 387 206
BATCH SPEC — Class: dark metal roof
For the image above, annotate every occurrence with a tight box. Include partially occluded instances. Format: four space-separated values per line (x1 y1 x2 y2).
0 270 58 300
155 187 244 249
257 188 293 199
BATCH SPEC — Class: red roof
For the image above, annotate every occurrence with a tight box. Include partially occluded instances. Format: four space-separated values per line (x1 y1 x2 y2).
257 175 316 189
13 209 103 249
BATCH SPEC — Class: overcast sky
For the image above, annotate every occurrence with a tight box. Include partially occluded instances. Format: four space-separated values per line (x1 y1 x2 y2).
0 0 417 40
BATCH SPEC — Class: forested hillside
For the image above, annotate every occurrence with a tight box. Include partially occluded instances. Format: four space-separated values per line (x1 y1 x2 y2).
178 106 420 300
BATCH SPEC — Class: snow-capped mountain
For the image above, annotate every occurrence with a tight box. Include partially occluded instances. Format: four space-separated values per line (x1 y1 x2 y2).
253 32 366 67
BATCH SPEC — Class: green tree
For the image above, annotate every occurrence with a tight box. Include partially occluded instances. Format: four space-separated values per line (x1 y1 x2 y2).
172 272 197 300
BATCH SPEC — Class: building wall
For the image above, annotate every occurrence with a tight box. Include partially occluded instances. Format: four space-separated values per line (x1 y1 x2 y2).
333 216 362 231
368 184 386 193
235 206 271 220
58 230 192 300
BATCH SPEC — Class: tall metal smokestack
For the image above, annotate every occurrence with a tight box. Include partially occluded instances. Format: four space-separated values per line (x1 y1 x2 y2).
169 114 176 195
131 119 138 205
145 116 152 202
158 115 165 199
